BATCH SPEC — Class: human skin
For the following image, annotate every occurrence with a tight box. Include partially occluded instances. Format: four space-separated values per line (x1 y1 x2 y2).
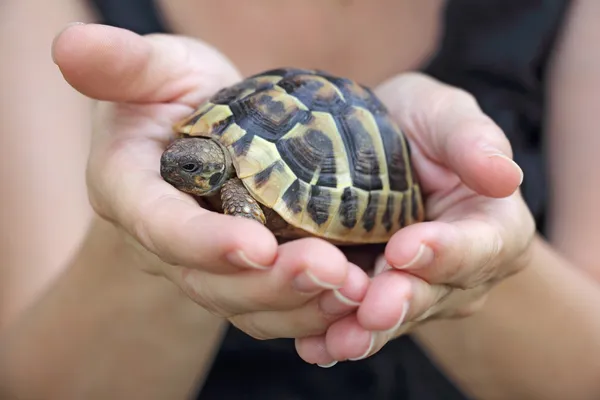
1 23 527 399
410 2 600 399
0 0 444 329
2 1 600 399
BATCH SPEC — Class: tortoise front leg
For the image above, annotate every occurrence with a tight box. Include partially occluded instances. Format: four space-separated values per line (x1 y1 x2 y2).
220 178 266 225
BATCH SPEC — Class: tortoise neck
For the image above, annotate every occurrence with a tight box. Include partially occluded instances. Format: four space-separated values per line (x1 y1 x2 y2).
215 140 235 180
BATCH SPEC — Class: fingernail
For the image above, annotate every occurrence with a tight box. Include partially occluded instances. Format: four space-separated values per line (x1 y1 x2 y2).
374 261 392 276
317 361 338 368
334 289 361 306
52 22 86 64
293 270 341 293
488 153 524 185
393 244 434 270
383 301 410 335
227 250 270 270
319 290 360 315
348 332 376 361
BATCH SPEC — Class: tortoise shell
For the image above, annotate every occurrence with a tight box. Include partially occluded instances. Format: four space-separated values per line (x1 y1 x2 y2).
172 68 424 243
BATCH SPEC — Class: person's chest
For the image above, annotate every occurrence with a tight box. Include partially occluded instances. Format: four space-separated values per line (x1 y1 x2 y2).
157 0 445 86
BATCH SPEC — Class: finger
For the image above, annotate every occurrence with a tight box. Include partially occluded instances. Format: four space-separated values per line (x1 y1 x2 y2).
376 72 523 198
85 104 278 274
294 261 370 366
384 195 534 288
52 23 241 105
294 336 337 368
318 263 369 316
133 199 279 274
212 263 369 341
323 314 373 362
167 239 365 316
356 270 451 331
324 271 451 361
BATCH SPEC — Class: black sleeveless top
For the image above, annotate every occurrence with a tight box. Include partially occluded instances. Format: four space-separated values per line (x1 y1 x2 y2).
87 1 571 398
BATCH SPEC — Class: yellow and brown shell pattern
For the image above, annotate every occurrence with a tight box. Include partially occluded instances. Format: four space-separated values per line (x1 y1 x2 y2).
173 68 425 244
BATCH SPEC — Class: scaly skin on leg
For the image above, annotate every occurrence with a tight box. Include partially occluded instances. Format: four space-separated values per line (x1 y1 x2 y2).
220 178 266 225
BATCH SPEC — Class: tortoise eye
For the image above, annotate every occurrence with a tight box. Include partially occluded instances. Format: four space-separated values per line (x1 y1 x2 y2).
181 163 199 173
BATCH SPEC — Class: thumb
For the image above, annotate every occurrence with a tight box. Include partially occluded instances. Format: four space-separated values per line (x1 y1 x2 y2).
376 72 523 198
51 23 241 106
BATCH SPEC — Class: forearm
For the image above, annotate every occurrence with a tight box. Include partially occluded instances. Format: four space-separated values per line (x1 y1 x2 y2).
0 0 95 328
0 218 227 400
414 235 600 400
415 2 600 398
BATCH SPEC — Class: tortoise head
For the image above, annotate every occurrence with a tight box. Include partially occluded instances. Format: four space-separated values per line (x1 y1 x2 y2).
160 137 232 196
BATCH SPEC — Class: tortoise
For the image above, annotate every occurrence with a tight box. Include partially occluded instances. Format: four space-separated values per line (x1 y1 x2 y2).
159 67 424 244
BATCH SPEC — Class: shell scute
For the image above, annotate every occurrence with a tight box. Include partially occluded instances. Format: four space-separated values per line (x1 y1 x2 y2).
173 68 424 243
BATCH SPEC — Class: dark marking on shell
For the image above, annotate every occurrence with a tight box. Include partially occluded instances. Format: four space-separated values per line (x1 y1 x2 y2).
231 133 254 157
362 192 379 232
339 187 358 228
254 160 284 189
307 186 331 226
282 179 304 214
376 115 409 192
211 79 274 105
334 107 383 191
382 195 394 232
211 115 235 136
256 92 287 116
277 75 346 113
276 129 337 187
182 104 215 128
229 92 311 142
399 194 409 227
411 188 420 223
320 74 392 119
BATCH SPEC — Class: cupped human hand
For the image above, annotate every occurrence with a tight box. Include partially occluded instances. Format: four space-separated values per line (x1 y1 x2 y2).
296 73 536 366
52 23 369 342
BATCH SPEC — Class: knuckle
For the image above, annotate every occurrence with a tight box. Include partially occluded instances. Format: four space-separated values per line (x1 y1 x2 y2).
454 228 505 290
